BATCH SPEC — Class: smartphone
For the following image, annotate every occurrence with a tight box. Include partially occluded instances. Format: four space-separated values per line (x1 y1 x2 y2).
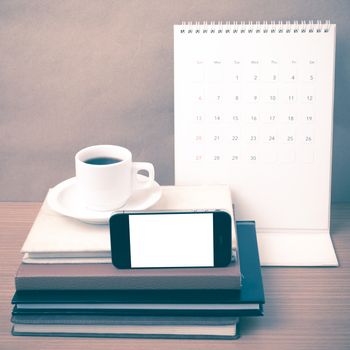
109 210 232 269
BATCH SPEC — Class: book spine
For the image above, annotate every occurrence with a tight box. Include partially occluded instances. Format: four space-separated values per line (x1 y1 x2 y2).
15 275 241 291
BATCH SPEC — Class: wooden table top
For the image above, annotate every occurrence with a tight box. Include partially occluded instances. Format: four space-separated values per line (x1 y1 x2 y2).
0 202 349 350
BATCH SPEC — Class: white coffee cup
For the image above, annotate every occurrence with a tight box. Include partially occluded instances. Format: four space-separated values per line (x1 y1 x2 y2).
75 145 155 211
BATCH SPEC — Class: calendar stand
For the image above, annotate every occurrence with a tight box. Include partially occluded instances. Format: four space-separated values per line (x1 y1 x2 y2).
174 21 338 267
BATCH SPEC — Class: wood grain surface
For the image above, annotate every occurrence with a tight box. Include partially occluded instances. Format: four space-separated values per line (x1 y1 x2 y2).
0 203 349 350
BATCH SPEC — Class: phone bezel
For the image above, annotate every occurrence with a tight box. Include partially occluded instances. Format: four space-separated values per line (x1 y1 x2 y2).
109 210 232 269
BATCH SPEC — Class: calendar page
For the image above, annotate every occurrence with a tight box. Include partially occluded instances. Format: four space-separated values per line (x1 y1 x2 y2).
174 22 337 265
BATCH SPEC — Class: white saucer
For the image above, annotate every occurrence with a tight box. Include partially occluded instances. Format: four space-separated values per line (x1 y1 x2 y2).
47 175 162 224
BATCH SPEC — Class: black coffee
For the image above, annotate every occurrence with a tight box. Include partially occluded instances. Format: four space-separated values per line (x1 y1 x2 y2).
84 157 122 165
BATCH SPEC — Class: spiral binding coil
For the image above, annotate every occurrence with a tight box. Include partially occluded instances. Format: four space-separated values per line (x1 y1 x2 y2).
179 20 332 34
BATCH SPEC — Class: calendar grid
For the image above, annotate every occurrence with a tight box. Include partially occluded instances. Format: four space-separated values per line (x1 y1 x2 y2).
175 22 335 233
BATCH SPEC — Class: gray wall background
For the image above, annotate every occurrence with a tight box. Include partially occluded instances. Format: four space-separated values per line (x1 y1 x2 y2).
0 0 349 202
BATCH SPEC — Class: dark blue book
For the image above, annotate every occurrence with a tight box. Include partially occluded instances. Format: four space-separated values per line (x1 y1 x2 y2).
12 221 264 317
12 314 240 339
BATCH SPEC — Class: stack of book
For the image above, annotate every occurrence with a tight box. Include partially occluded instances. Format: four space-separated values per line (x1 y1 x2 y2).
11 186 264 340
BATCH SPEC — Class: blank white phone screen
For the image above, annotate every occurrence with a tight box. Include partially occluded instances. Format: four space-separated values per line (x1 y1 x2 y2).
129 213 214 268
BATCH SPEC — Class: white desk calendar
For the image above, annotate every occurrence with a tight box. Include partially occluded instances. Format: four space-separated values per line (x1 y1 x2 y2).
174 21 338 266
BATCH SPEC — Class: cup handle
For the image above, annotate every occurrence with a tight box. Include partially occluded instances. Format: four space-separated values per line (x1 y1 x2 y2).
132 162 155 190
